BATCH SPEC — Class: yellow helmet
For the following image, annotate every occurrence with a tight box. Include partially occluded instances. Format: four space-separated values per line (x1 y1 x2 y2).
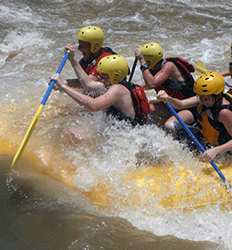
77 26 104 53
194 71 225 96
97 55 129 84
140 42 164 68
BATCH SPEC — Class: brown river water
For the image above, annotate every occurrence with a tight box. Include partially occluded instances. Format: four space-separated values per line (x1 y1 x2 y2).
0 0 232 249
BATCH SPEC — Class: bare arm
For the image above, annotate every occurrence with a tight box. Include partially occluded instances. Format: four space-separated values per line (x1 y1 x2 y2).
134 47 173 89
59 83 119 112
65 44 104 90
157 90 199 110
142 62 173 88
70 60 104 90
65 78 82 88
61 76 97 89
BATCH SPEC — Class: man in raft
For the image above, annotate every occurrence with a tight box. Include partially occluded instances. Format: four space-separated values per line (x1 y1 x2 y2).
54 54 150 127
63 25 116 89
135 42 195 126
157 71 232 161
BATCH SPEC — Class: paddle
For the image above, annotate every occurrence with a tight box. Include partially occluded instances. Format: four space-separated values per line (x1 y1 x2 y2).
128 57 138 82
11 51 69 168
195 58 232 95
165 102 229 186
194 60 208 75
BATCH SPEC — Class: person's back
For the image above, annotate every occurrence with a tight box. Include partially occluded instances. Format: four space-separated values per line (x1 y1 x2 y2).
135 42 195 99
105 83 136 120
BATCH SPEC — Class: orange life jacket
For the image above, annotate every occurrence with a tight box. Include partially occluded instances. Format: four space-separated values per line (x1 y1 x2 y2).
195 94 232 145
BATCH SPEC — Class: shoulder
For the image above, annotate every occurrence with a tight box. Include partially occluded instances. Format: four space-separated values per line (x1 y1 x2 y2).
108 84 129 94
218 108 232 123
160 61 175 73
162 60 175 69
109 83 126 90
190 96 200 104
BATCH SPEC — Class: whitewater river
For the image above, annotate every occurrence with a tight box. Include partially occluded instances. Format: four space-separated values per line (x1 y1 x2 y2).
0 0 232 249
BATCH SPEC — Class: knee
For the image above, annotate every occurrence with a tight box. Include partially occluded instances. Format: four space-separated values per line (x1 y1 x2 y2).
164 120 180 132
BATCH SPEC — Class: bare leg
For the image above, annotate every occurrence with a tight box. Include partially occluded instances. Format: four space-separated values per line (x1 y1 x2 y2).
149 102 172 127
164 109 195 131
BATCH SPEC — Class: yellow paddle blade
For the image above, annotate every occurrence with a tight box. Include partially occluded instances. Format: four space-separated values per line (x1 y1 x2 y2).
11 104 44 168
194 60 209 75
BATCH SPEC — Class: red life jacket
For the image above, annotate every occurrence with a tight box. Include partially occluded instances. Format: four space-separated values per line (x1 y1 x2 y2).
167 57 195 83
79 47 115 76
150 57 195 99
121 81 150 124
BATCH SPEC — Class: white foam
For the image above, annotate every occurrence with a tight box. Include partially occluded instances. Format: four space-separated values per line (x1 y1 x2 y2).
0 31 52 52
0 0 231 248
168 33 231 68
57 105 230 248
119 207 231 249
75 167 97 191
64 112 195 192
0 5 43 25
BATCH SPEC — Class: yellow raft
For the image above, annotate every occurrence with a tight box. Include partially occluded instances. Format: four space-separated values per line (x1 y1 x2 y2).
1 134 232 212
1 103 232 212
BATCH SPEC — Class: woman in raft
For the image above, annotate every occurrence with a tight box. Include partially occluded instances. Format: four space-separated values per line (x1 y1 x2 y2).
157 71 232 161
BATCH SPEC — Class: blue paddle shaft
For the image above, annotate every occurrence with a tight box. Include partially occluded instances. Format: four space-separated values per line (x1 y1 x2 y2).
165 102 226 183
41 51 69 105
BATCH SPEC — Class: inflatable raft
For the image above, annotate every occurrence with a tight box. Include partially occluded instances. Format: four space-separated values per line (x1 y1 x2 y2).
1 104 232 212
1 136 232 212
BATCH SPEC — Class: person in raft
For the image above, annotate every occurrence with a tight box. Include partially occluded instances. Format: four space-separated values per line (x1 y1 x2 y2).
54 54 150 127
134 42 195 125
157 71 232 161
63 25 116 90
